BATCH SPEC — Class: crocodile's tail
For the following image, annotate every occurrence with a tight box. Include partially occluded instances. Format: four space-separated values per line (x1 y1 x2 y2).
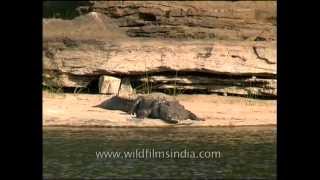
188 111 205 121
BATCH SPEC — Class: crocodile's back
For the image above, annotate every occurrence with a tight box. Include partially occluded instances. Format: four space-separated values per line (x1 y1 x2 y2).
159 101 194 121
140 92 176 102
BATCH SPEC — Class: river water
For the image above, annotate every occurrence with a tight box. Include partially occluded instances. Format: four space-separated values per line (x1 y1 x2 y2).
43 126 276 179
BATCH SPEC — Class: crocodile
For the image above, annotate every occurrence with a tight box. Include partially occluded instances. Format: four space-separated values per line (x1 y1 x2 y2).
98 93 204 124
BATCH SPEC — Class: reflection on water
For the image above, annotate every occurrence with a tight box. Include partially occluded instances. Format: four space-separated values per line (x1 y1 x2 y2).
43 126 276 179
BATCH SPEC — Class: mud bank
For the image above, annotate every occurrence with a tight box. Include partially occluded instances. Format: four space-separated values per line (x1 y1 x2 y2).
43 92 276 127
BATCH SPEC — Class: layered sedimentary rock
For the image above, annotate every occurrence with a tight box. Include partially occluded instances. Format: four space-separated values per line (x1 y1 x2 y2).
43 36 276 97
136 75 276 97
88 1 276 40
43 38 276 76
43 1 276 98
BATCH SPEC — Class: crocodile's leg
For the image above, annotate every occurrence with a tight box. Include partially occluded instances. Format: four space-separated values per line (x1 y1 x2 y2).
129 96 142 115
149 100 161 118
136 108 152 119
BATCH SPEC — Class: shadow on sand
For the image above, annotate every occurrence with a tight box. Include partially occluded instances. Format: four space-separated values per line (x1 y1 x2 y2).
94 96 135 113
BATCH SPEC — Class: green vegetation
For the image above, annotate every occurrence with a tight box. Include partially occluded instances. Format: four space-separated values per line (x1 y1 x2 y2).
42 73 64 95
144 70 152 94
134 68 186 97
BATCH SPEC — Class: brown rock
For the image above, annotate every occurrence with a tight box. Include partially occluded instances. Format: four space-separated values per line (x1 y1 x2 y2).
43 39 276 76
118 78 135 98
43 12 127 40
138 75 276 97
86 1 276 40
98 76 121 94
43 2 277 99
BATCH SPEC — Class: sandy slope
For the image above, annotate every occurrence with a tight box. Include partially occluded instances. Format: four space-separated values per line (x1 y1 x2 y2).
43 92 276 127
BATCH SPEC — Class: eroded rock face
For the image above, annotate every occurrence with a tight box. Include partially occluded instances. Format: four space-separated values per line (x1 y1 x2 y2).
43 35 276 97
43 38 276 76
136 75 276 97
87 1 276 40
43 1 277 99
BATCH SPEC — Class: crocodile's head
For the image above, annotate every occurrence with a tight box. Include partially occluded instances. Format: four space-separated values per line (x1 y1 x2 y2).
162 110 180 124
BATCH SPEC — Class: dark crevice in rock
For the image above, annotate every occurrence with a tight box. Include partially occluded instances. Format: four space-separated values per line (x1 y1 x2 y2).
80 69 276 80
85 78 100 93
62 37 79 48
139 13 157 21
44 49 55 59
253 46 276 64
138 88 276 100
231 55 246 62
125 69 276 79
254 36 267 41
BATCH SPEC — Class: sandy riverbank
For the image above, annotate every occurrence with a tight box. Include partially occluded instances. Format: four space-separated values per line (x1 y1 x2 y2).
43 92 276 127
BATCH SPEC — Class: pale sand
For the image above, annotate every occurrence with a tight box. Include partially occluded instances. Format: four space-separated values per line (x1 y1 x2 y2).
43 92 276 127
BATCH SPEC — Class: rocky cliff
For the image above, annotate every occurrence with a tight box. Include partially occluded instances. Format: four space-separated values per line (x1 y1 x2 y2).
43 1 276 98
89 1 276 41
